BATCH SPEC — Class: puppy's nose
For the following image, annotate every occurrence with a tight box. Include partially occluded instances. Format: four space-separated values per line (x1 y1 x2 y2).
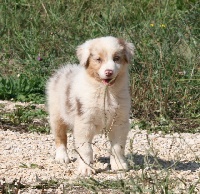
105 69 113 77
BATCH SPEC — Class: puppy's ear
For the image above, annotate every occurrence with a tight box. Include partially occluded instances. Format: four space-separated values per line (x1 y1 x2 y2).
124 42 134 64
76 40 91 66
118 39 135 64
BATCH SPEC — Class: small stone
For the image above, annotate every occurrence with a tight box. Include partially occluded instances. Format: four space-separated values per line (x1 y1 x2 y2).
5 146 11 150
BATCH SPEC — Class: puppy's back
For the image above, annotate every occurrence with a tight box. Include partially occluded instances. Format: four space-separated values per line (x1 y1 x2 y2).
46 64 81 117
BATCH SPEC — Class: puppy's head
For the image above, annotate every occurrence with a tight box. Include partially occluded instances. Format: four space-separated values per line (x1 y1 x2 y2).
76 36 134 86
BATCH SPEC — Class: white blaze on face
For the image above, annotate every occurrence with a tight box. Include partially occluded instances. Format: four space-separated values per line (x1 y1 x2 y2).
91 37 124 81
98 59 121 80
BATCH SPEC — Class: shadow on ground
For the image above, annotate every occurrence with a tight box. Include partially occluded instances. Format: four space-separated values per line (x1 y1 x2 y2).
98 154 200 172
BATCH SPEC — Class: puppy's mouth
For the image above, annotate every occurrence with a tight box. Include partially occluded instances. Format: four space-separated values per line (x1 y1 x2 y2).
101 77 116 86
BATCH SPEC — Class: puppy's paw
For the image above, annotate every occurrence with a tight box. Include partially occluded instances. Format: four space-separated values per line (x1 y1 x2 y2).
55 145 70 163
110 157 128 171
77 162 95 176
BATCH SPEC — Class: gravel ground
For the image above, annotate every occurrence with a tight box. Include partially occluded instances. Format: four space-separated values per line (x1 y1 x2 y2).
1 129 200 193
0 101 200 193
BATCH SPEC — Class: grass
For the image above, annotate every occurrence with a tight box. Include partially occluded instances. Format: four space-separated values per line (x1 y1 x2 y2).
0 0 200 193
0 74 45 103
0 0 199 133
0 102 49 133
0 0 199 132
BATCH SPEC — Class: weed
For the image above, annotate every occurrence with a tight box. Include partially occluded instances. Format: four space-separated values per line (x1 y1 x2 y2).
0 103 49 133
0 178 26 194
0 75 45 103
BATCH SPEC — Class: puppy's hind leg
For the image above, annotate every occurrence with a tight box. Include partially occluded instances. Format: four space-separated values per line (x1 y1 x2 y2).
50 114 70 164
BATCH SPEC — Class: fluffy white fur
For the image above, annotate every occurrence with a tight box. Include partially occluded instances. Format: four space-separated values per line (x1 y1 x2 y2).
46 36 134 176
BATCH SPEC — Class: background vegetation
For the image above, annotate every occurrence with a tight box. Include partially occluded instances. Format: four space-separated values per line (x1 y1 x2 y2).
0 0 200 193
0 0 199 131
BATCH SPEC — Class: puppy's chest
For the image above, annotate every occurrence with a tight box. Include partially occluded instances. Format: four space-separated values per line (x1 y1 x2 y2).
94 91 118 110
83 91 119 121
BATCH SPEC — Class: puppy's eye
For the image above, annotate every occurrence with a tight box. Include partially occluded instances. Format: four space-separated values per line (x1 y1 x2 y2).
113 56 120 62
96 58 102 63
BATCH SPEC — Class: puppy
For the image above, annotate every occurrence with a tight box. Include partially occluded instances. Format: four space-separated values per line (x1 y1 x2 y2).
46 36 134 175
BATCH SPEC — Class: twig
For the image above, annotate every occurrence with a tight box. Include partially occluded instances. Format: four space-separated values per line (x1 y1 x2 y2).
103 77 118 137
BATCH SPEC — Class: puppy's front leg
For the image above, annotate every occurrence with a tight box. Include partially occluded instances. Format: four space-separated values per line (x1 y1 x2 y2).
74 121 95 176
108 121 129 171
